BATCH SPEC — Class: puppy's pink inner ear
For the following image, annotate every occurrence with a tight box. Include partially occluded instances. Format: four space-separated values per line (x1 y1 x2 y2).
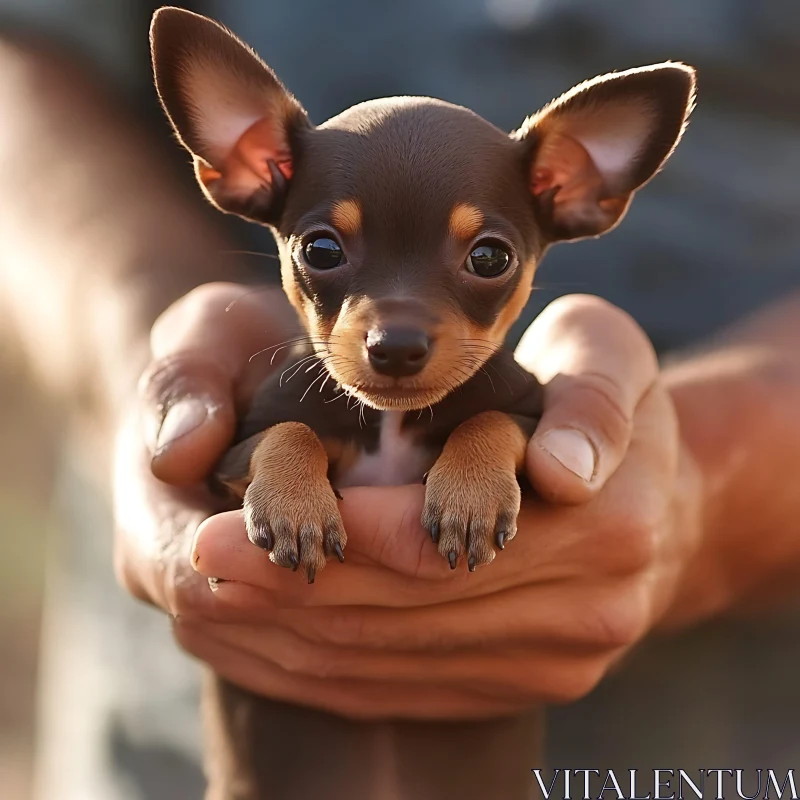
199 117 293 198
531 132 602 202
235 117 294 180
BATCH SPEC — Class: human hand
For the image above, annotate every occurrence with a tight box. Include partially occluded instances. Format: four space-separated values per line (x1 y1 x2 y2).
113 281 299 616
172 294 705 719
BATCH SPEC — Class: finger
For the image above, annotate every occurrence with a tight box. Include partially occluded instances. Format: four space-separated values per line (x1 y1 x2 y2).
192 487 470 591
193 507 489 609
113 408 219 616
140 355 237 485
279 577 649 655
142 282 295 484
179 619 610 705
515 295 659 503
192 505 648 651
192 481 654 608
173 620 520 720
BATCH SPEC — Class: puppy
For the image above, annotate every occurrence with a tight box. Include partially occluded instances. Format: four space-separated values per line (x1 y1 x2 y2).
150 7 695 796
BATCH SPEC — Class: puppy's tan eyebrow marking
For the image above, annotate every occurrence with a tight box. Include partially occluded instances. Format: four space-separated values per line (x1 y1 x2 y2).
330 199 362 237
448 203 484 240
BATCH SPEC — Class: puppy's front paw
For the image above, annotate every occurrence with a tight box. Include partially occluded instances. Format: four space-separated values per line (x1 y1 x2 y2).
243 422 346 583
244 478 345 583
422 462 521 572
420 411 528 572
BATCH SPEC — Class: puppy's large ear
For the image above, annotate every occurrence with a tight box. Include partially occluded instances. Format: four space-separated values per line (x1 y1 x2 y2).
150 7 309 225
513 64 695 242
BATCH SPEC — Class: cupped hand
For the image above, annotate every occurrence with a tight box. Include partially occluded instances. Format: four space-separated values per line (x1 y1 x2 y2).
115 288 704 720
113 281 298 616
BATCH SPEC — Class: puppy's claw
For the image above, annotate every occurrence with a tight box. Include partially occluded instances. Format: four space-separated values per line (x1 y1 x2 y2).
448 550 457 570
250 527 274 552
421 471 429 485
430 522 440 544
496 530 506 551
307 567 316 585
333 488 343 501
468 555 477 572
289 554 299 572
333 542 345 563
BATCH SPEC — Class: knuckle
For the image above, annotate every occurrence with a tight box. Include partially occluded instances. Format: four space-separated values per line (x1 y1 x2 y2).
168 583 201 620
112 542 149 605
167 569 215 622
151 282 232 342
548 293 619 324
551 295 657 367
577 593 648 650
306 609 372 648
598 516 659 575
172 618 205 657
545 660 608 704
137 354 194 408
269 638 335 679
621 520 659 573
572 373 632 445
138 352 226 405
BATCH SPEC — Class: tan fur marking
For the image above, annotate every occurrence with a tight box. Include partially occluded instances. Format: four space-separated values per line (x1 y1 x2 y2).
422 411 529 568
448 203 483 240
331 198 362 237
488 258 537 343
244 422 346 576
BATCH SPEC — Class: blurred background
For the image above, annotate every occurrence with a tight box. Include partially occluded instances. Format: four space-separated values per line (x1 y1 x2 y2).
1 0 800 798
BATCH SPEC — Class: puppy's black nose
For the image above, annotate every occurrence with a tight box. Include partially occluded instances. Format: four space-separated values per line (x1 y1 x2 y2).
366 327 431 377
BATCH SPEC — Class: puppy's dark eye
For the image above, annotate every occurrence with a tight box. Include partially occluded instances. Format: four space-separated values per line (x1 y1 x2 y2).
466 241 511 278
303 236 344 270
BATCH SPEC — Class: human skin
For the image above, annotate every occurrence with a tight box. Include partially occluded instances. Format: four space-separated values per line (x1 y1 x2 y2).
3 38 800 723
118 283 800 721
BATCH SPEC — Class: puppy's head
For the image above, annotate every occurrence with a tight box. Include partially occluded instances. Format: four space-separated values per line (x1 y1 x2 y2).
151 7 695 410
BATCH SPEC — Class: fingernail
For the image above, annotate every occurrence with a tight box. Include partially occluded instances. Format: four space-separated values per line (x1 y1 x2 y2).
156 398 208 451
538 428 597 482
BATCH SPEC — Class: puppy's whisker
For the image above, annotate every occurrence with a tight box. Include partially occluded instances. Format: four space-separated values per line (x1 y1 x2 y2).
478 360 513 394
220 249 281 260
255 334 342 354
222 283 279 312
248 336 333 364
300 370 329 402
477 367 497 394
280 355 320 386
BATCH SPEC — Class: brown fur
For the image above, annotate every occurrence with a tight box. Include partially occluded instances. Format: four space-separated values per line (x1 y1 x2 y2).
421 411 529 569
244 422 345 580
148 8 696 797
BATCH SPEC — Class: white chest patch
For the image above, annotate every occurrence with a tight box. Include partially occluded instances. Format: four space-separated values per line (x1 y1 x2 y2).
336 411 435 488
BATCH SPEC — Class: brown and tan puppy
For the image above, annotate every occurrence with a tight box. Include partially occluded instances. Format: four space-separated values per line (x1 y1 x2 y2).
149 6 695 796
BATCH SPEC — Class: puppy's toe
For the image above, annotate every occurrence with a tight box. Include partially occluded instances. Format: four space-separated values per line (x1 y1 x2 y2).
422 464 521 572
243 478 345 582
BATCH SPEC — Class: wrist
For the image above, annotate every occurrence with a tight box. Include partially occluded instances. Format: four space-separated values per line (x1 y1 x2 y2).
660 345 800 627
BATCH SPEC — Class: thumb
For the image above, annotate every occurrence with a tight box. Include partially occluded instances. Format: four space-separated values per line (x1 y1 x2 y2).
141 354 237 485
141 282 296 485
516 295 659 504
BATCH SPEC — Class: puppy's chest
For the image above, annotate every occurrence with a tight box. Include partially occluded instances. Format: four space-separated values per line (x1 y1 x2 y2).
233 346 543 491
335 412 435 488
